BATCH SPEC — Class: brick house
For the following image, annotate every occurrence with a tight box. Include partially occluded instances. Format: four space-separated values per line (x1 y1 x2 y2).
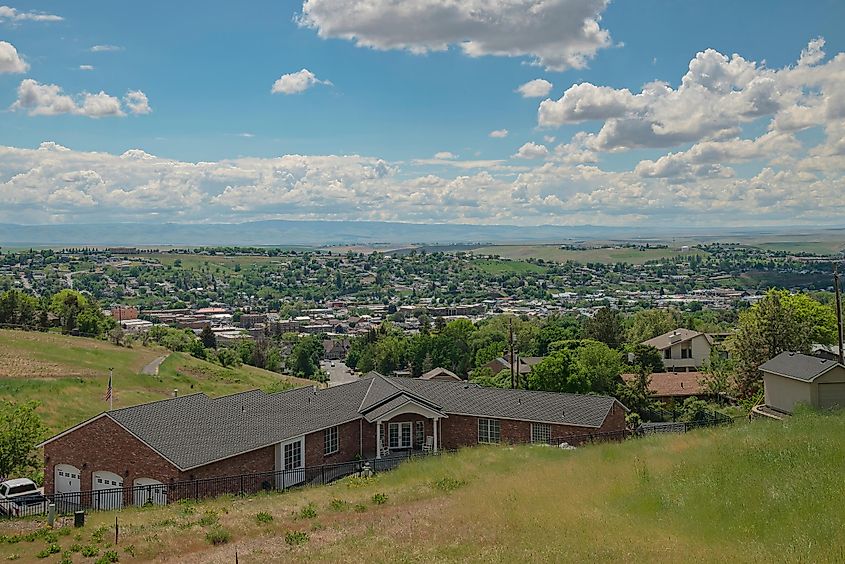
41 373 627 507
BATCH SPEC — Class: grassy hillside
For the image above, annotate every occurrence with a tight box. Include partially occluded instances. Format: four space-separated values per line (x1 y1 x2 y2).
0 330 312 433
475 244 707 264
2 410 843 562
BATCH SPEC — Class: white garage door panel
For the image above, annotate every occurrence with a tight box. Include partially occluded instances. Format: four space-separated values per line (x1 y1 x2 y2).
819 383 845 410
133 478 167 506
92 471 124 510
54 464 80 495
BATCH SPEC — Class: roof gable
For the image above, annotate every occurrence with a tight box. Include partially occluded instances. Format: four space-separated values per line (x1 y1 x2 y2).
759 352 842 382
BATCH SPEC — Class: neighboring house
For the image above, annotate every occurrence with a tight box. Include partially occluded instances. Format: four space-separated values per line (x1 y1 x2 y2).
322 339 350 360
420 367 462 381
485 355 544 377
40 374 627 503
621 372 706 402
759 352 845 413
641 329 716 372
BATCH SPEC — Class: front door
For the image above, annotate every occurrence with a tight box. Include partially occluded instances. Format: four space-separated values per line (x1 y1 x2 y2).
276 436 305 489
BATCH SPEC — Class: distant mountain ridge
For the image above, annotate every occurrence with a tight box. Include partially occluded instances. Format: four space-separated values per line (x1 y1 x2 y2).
0 220 839 247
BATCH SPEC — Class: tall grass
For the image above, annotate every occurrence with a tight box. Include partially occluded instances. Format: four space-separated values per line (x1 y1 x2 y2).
0 411 842 562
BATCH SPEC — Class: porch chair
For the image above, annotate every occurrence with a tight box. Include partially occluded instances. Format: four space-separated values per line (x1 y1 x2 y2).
422 435 434 453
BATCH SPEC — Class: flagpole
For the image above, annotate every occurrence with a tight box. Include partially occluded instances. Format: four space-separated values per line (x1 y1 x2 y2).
109 367 113 411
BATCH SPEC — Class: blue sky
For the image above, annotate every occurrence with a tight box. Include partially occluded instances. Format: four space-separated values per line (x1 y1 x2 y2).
1 0 845 226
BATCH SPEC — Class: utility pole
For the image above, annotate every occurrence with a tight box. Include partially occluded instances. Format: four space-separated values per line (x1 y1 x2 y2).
835 265 844 365
508 318 516 389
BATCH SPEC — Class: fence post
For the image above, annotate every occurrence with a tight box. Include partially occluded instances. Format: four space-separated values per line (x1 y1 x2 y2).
321 465 325 485
194 481 199 501
240 475 244 496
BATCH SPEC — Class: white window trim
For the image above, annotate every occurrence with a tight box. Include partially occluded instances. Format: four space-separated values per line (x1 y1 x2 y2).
324 425 339 456
478 418 501 444
388 422 413 449
531 423 551 444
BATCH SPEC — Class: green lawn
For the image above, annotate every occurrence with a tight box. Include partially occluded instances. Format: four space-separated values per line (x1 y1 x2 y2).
2 410 842 562
0 330 310 433
475 244 707 264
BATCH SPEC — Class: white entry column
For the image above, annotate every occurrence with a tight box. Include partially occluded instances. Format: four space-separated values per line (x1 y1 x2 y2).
433 417 439 453
376 421 382 459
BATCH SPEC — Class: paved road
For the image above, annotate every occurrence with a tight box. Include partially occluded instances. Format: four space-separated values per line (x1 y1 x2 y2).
141 354 169 375
322 361 359 387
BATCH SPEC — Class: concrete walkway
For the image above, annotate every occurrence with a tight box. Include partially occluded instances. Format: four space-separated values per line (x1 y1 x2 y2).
322 361 359 387
141 354 169 375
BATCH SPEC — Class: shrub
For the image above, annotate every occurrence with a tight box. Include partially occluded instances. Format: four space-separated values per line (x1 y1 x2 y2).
58 554 72 564
255 512 274 524
35 544 60 559
433 477 467 492
329 498 350 511
205 527 231 546
354 504 367 513
95 550 119 563
5 554 19 561
91 525 109 543
81 545 99 557
284 531 308 546
297 503 317 519
69 544 83 553
371 493 388 505
197 510 219 527
123 545 136 557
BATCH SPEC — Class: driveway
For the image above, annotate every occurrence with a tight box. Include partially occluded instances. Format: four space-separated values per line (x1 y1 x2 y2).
322 361 358 387
141 354 169 376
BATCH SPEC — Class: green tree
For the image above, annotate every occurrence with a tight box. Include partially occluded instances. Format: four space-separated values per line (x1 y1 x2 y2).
575 340 624 394
0 400 46 479
287 336 323 379
729 290 824 396
584 307 625 349
50 289 87 334
525 350 589 393
627 308 681 344
628 344 664 374
200 325 217 349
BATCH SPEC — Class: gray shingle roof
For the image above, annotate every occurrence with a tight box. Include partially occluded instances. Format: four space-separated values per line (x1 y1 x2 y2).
641 328 702 350
108 380 371 470
759 352 841 382
85 373 621 471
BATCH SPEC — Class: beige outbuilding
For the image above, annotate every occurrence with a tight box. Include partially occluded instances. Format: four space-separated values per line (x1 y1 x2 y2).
759 352 845 413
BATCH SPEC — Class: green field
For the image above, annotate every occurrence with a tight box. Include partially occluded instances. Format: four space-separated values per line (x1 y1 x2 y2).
0 330 310 433
474 244 707 265
2 410 842 562
472 258 548 274
130 253 291 270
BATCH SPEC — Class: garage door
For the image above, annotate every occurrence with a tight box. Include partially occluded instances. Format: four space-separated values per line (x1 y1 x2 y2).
133 478 167 506
819 383 845 410
54 464 80 495
92 471 124 510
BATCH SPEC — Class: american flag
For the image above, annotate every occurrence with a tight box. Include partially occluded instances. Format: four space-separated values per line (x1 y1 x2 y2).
104 373 113 403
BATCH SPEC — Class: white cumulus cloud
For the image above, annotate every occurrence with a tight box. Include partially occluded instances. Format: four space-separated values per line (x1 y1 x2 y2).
0 40 28 73
0 5 62 22
489 129 509 138
514 142 549 159
517 79 553 98
11 79 151 118
298 0 612 71
271 68 332 94
89 45 123 52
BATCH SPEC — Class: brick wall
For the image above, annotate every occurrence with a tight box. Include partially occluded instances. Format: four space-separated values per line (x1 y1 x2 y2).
43 415 181 500
440 402 627 449
185 446 274 480
304 419 362 467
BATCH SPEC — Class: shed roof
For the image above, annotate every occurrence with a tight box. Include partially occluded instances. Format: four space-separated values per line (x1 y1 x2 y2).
759 352 842 382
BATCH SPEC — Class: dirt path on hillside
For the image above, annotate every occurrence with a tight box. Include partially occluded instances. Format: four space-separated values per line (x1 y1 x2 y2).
141 354 169 375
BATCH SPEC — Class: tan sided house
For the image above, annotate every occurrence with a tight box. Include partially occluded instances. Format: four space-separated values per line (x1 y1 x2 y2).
641 328 718 372
40 373 627 507
759 352 845 414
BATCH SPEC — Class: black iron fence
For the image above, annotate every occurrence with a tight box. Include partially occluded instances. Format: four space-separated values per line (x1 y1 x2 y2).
7 451 427 519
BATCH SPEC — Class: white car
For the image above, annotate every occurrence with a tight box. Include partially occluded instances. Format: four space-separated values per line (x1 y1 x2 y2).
0 478 48 517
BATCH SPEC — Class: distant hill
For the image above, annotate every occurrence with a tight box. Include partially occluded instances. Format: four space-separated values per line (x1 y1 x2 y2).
0 329 311 433
1 220 833 247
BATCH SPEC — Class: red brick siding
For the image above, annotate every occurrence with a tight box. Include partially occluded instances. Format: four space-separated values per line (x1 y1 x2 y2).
43 415 180 500
440 402 626 448
304 419 363 467
185 446 274 480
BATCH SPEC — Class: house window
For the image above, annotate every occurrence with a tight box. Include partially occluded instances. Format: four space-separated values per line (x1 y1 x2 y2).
478 419 500 444
531 423 551 444
324 426 339 455
681 346 692 359
284 440 302 470
388 422 412 449
664 349 672 359
415 421 424 447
